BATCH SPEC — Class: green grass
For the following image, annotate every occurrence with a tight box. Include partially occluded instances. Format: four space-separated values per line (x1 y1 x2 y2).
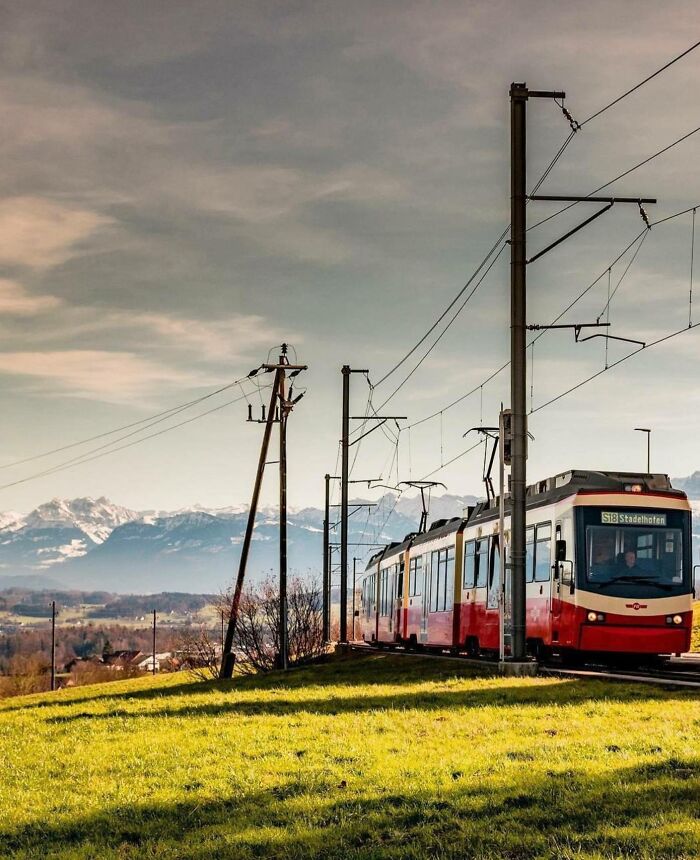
0 655 699 859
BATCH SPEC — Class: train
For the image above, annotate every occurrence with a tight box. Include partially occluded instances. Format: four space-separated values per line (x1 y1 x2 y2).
358 470 694 661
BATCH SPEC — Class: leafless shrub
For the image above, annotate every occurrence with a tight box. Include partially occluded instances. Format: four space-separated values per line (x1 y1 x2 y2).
177 624 221 681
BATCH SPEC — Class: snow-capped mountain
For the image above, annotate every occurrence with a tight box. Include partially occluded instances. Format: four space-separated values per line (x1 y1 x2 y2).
22 497 140 544
0 492 478 594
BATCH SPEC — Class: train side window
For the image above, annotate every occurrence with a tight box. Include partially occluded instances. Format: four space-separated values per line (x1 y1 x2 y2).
409 555 423 597
526 526 535 583
475 538 488 587
463 540 476 588
534 523 552 582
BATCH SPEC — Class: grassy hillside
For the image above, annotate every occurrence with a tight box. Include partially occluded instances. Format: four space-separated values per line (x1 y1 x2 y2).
0 655 699 859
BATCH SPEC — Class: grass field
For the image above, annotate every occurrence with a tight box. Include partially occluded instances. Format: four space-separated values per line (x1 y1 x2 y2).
0 655 699 859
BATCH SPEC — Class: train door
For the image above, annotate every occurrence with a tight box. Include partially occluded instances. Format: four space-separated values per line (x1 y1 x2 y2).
487 535 501 610
420 553 430 642
395 558 404 640
535 521 562 620
387 565 395 634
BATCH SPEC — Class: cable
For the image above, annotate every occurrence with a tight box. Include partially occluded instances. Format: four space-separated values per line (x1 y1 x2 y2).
373 228 509 388
597 230 649 321
375 242 507 411
0 384 273 491
418 441 483 481
531 323 700 414
580 40 700 127
0 375 258 472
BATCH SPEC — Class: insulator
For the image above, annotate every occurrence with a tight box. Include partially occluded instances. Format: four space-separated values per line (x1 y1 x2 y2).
247 403 253 422
261 405 266 421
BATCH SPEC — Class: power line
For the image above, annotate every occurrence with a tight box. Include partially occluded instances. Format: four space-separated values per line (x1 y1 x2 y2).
418 440 483 481
0 384 272 492
580 39 700 127
0 374 258 472
531 322 700 414
375 242 507 411
373 227 509 388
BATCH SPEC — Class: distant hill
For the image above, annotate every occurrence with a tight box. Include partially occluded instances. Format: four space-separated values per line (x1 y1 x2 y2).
672 472 700 499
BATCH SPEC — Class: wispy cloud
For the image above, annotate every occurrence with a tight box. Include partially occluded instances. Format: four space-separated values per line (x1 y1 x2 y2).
0 278 61 315
0 196 111 270
0 350 205 403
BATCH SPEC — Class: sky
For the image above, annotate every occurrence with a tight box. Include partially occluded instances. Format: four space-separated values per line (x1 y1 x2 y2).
0 0 699 515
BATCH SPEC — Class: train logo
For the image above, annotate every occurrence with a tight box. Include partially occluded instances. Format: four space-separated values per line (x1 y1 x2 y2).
626 603 648 610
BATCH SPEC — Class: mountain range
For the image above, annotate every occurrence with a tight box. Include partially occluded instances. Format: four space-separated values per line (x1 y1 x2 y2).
0 493 477 594
2 472 698 595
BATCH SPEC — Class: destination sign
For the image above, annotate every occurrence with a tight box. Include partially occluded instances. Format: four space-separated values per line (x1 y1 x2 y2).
601 511 667 527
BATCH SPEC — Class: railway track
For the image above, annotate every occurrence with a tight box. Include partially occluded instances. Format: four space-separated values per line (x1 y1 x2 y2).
349 642 700 688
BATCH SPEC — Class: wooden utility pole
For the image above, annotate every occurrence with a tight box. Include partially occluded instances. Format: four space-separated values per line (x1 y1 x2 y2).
152 609 157 676
220 347 306 679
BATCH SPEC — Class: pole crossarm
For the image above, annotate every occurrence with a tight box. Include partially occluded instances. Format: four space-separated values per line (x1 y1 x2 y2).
528 90 566 99
530 195 657 204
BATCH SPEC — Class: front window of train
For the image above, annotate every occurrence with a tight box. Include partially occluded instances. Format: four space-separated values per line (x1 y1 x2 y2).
580 507 690 595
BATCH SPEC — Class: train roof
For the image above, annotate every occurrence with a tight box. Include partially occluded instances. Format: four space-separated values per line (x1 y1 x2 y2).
361 471 684 571
470 469 686 524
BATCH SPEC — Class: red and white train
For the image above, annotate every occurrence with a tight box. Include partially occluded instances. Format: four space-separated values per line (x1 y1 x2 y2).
358 470 693 660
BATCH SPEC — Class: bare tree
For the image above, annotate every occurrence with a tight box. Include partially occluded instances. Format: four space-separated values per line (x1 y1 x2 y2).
205 576 326 676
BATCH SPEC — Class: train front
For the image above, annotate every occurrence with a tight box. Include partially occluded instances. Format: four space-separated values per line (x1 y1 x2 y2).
569 477 693 657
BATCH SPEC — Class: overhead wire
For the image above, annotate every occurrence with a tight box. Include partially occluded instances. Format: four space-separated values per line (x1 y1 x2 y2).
580 40 700 127
0 375 260 472
374 242 508 411
531 322 700 415
0 384 273 492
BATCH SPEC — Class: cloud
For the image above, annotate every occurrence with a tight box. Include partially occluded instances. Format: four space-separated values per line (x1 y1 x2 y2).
0 196 111 270
0 278 61 315
0 350 204 403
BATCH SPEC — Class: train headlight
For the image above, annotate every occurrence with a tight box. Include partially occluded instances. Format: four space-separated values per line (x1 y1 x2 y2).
673 614 683 625
587 611 605 623
587 611 597 622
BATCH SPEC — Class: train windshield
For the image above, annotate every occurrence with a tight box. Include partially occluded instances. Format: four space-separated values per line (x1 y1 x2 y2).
586 525 683 589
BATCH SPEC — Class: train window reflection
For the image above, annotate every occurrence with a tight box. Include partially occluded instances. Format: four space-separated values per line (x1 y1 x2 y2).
463 540 476 588
526 526 535 583
534 523 551 582
586 526 683 586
